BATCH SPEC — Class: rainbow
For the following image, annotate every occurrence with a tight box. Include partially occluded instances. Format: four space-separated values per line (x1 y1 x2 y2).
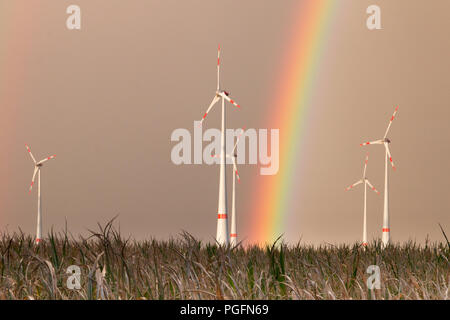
248 0 338 244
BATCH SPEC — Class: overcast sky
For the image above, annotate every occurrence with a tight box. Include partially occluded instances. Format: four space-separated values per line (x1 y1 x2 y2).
0 0 449 245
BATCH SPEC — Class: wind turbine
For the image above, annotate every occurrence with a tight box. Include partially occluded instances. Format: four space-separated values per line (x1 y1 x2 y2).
360 106 398 247
345 153 380 247
199 45 242 245
229 129 244 246
26 144 56 244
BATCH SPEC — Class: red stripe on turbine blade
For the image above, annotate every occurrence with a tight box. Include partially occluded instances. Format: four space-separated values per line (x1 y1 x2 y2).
390 157 393 162
217 214 227 219
230 234 237 237
203 113 207 119
382 228 390 232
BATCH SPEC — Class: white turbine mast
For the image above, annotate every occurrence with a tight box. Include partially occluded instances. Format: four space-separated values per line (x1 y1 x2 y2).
26 144 56 245
345 153 380 247
221 128 245 246
360 106 398 247
199 45 242 245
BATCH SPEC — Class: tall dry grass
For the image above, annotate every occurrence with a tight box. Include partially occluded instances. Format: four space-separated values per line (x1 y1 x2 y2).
0 220 448 300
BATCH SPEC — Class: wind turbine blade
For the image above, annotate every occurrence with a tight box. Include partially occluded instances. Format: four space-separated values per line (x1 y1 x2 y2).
217 45 220 91
221 92 241 108
360 140 383 147
345 179 363 191
200 95 220 123
384 106 399 139
385 144 396 171
29 167 38 193
25 144 37 164
366 180 380 195
232 127 245 153
363 153 369 177
37 154 56 165
232 157 240 182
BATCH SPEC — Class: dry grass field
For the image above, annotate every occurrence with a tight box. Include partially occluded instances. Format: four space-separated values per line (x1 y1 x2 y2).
0 220 448 300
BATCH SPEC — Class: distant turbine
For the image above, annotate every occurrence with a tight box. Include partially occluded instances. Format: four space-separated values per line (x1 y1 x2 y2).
26 144 56 244
345 153 380 247
228 129 245 246
360 106 399 247
199 45 242 245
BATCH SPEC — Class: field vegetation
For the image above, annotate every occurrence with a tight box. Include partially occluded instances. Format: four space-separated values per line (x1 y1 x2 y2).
0 220 448 300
